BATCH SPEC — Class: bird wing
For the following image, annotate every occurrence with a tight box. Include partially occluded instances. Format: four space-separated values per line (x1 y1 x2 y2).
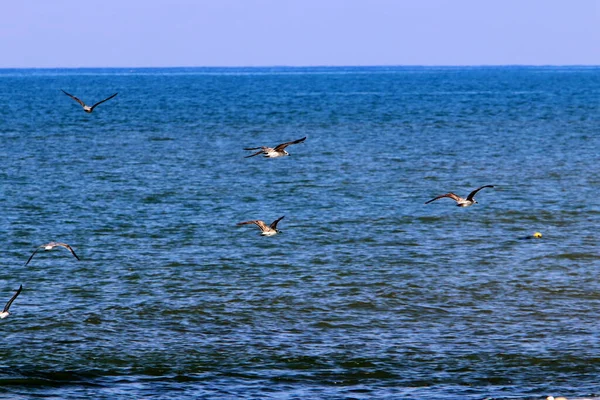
61 89 86 107
3 285 22 313
269 216 285 230
237 220 268 231
89 93 118 111
24 247 42 266
425 193 462 204
253 221 270 231
244 149 264 158
274 136 307 151
466 185 494 201
56 242 81 261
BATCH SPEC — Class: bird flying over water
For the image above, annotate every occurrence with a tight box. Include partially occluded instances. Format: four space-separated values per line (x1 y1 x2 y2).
61 90 118 113
25 242 81 266
1 285 22 319
425 185 494 207
244 137 306 158
237 216 285 236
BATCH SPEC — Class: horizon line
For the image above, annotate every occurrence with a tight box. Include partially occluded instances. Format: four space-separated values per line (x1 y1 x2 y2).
1 64 599 70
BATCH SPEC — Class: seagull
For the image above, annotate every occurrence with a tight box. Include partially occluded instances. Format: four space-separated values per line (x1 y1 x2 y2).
244 137 307 158
61 90 118 113
25 242 81 266
425 185 494 207
1 285 23 319
237 216 285 236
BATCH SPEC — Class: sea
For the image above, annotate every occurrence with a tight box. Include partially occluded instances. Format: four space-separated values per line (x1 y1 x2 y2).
0 66 599 399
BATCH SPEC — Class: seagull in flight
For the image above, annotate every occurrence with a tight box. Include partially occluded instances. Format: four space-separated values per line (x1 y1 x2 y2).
237 216 285 236
425 185 494 207
61 90 118 113
244 137 306 158
25 242 81 266
1 285 23 319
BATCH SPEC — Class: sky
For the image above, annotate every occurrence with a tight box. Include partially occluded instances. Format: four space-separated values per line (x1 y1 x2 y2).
0 0 598 68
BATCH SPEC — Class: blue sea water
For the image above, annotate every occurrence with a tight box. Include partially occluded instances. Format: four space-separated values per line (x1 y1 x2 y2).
0 66 599 399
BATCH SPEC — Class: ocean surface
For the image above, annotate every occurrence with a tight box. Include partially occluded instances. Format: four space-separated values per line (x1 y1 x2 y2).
0 66 599 399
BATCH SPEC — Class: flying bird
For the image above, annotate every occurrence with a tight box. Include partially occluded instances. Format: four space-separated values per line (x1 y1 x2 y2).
25 242 81 266
61 90 118 113
237 216 285 236
244 137 306 158
425 185 494 207
1 285 23 319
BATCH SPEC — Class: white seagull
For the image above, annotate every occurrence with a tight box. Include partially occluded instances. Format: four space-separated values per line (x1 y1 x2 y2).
25 242 81 266
1 285 23 319
425 185 495 207
244 137 306 158
237 216 285 236
61 89 118 113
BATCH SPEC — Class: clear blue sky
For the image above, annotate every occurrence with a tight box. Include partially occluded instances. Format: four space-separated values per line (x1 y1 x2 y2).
1 0 598 68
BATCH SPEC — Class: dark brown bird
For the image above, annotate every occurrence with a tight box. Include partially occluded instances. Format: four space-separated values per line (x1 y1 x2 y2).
425 185 494 207
61 90 118 113
244 137 306 158
237 216 285 236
